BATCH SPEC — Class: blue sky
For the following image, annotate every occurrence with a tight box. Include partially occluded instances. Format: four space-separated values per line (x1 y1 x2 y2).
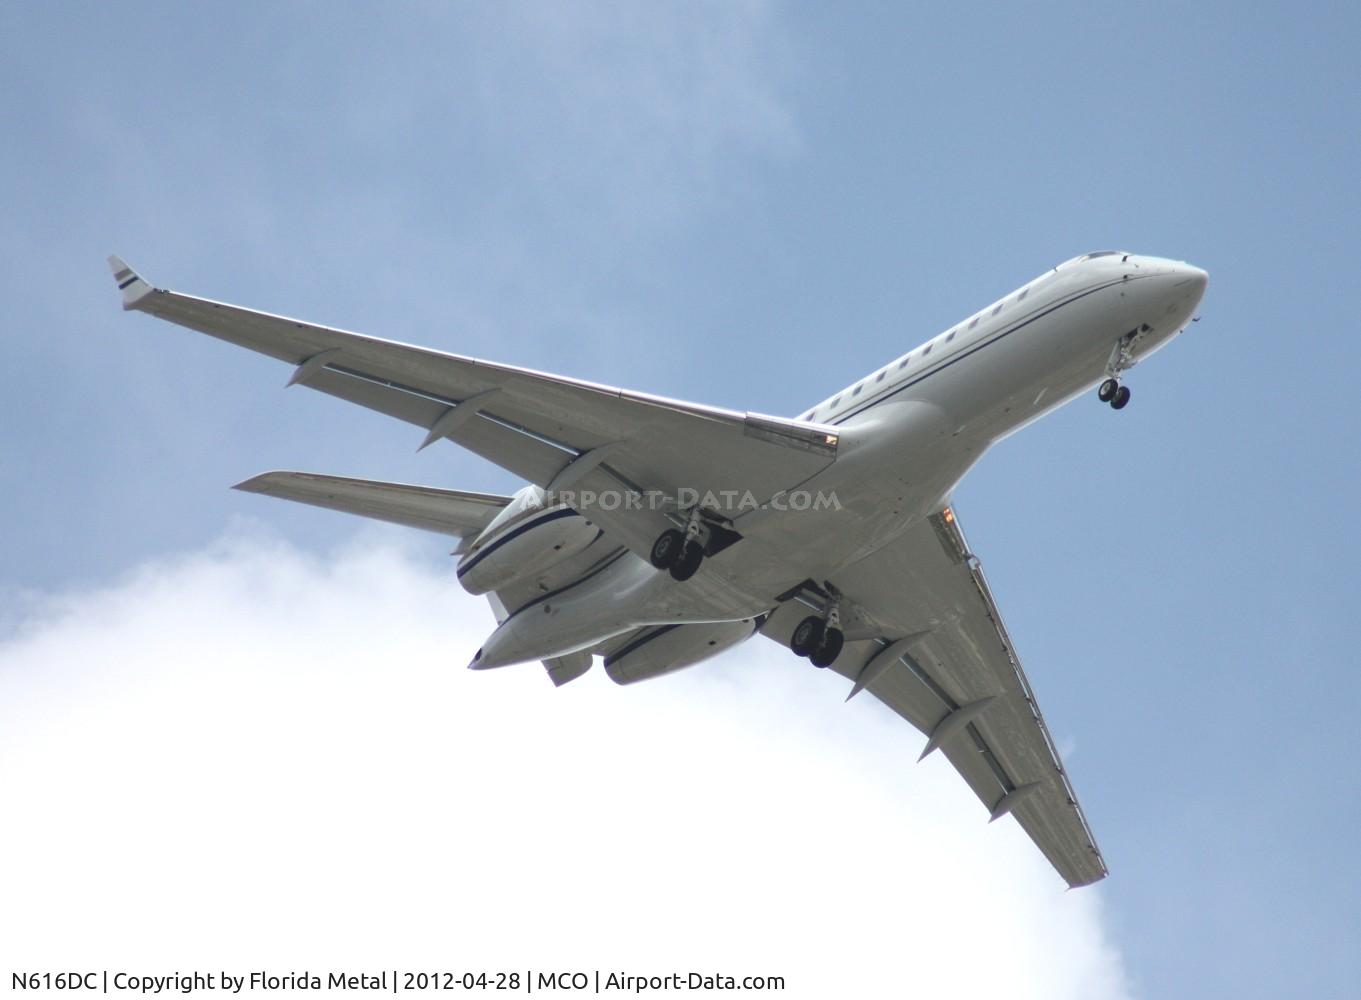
3 3 1359 997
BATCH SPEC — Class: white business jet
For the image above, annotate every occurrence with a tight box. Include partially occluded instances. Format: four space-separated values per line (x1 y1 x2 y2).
109 250 1206 887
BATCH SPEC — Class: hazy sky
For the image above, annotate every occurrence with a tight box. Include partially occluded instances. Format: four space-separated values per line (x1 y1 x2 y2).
3 3 1359 997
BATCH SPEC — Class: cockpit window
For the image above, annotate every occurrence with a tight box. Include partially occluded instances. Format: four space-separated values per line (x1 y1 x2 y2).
1055 250 1128 270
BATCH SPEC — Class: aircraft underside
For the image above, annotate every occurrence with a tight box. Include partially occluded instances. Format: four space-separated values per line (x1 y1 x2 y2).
110 249 1208 887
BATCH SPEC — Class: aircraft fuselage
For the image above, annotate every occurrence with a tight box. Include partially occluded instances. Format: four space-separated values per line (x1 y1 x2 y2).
470 252 1208 668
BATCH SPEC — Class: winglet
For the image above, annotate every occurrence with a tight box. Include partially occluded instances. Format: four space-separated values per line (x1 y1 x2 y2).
107 255 154 310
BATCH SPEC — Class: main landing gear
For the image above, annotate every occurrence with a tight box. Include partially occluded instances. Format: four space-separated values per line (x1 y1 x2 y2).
791 614 845 669
650 529 704 581
650 507 709 582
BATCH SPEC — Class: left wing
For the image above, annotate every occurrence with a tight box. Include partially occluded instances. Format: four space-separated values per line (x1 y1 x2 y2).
761 506 1107 888
109 257 839 558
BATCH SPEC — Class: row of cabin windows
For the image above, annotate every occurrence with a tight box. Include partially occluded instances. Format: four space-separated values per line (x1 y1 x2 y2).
800 282 1038 421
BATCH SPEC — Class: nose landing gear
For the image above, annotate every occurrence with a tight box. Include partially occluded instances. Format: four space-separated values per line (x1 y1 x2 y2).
1098 378 1132 410
1098 329 1142 410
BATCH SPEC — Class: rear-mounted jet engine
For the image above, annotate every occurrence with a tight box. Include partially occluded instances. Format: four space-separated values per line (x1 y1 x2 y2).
456 485 601 596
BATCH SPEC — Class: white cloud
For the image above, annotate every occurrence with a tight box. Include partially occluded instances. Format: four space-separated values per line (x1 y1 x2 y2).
0 528 1130 998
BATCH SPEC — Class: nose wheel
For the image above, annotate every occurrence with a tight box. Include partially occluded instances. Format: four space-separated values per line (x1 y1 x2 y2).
1098 378 1131 410
790 614 846 668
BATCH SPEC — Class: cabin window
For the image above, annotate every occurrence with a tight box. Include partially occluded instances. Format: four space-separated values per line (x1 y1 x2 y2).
876 370 886 382
899 357 910 369
852 383 863 396
969 317 979 329
992 303 1003 316
923 344 932 356
946 330 956 342
1018 288 1029 301
831 395 841 408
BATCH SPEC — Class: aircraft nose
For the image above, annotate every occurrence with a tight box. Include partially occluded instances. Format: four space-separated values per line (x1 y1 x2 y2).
1176 263 1209 293
1157 261 1207 329
1161 261 1208 313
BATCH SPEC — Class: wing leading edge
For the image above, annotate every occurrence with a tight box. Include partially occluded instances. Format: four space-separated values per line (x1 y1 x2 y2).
107 256 840 561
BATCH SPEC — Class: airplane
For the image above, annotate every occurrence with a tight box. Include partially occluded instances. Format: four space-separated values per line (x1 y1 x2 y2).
108 249 1207 887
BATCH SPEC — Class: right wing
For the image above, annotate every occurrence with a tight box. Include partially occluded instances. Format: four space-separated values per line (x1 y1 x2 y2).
234 471 510 549
761 506 1107 888
110 257 840 560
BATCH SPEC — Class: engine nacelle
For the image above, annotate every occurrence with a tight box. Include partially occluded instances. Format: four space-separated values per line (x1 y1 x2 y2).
457 487 600 596
603 618 763 685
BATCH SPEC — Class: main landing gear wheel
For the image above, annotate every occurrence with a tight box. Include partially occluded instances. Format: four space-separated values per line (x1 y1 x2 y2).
650 529 685 570
790 616 826 658
791 616 845 667
1098 378 1118 403
669 542 704 582
1111 385 1132 410
809 628 845 669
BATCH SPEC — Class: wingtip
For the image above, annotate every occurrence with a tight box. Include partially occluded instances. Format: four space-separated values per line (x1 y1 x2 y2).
107 253 153 309
231 471 290 494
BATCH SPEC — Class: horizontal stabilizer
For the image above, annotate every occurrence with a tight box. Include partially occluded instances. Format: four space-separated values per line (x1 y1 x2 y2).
234 471 510 541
